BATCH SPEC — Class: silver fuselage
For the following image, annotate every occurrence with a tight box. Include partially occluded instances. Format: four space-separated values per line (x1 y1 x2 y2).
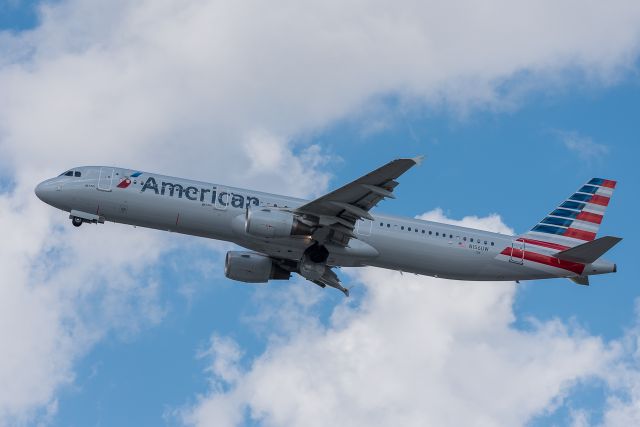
35 166 614 282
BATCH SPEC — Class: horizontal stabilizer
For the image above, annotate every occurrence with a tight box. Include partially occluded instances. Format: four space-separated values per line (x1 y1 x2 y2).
569 276 590 286
556 236 622 264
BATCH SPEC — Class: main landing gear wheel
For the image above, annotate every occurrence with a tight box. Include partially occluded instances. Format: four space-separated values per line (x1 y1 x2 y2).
71 216 83 227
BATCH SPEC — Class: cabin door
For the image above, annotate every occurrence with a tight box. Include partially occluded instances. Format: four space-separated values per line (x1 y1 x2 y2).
97 167 114 192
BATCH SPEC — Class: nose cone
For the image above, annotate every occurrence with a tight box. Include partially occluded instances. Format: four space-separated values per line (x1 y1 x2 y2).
35 180 55 204
34 181 45 201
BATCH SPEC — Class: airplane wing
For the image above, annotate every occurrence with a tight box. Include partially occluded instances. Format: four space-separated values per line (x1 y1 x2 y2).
295 156 423 245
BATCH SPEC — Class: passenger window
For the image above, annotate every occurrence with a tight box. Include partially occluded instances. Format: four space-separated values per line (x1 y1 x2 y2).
463 237 467 241
436 232 439 236
415 229 418 233
491 242 495 246
470 238 474 242
422 230 425 234
484 241 487 245
387 224 390 228
429 231 432 235
401 226 404 230
408 227 411 231
380 222 384 227
65 171 73 176
449 234 453 239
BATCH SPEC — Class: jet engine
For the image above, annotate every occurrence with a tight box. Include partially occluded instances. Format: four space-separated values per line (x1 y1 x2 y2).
224 251 291 283
245 207 313 238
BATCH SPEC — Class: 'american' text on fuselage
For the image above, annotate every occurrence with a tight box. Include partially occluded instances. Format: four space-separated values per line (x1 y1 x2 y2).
141 177 260 209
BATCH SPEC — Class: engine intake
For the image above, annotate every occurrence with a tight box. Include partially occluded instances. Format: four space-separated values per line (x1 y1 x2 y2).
245 207 313 238
224 251 291 283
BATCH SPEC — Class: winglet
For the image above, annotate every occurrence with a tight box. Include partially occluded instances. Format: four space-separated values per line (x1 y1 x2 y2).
412 155 425 166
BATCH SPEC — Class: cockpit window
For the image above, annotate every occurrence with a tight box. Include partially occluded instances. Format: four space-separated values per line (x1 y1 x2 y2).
65 171 73 176
74 171 81 177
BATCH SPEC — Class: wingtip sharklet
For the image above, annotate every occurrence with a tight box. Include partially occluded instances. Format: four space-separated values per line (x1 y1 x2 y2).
411 155 425 166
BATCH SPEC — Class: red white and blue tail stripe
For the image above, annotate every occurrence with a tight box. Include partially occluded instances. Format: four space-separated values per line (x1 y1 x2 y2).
495 178 617 277
523 178 616 248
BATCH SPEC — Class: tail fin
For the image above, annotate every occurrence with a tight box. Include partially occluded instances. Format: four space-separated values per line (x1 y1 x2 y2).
521 178 617 248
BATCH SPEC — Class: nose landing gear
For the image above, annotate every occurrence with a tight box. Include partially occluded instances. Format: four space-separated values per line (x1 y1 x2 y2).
68 210 103 227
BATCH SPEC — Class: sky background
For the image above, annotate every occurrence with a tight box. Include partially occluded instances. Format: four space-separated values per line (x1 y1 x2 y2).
1 1 639 426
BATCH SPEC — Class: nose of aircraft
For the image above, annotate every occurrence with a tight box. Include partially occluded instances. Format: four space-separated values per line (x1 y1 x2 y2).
34 180 54 203
34 181 45 201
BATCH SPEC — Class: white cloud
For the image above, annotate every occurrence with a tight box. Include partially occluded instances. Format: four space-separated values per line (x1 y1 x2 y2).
417 207 514 235
0 185 172 424
556 130 610 162
0 0 640 424
179 211 622 427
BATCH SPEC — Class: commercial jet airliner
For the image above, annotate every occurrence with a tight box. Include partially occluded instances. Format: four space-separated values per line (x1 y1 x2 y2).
35 157 621 296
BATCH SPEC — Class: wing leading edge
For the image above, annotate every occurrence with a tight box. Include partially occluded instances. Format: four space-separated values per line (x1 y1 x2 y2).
295 156 424 246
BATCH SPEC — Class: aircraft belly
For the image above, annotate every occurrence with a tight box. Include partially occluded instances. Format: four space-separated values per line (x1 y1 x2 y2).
360 233 557 281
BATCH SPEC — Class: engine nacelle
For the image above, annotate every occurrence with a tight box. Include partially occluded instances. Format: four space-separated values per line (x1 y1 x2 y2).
224 251 291 283
245 207 313 238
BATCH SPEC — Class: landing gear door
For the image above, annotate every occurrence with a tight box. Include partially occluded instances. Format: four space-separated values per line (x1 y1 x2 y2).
356 219 372 236
509 239 525 265
97 167 114 192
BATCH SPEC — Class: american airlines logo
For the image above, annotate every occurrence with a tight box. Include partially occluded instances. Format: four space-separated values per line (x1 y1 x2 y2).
117 171 142 189
140 177 260 209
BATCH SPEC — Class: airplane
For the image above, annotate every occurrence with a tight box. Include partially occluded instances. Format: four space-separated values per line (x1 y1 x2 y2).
34 157 621 296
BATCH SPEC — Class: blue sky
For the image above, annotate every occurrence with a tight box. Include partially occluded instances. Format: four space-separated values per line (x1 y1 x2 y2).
1 1 640 426
0 0 39 31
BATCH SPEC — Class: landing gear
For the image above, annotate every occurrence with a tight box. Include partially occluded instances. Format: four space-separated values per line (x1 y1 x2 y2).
304 242 329 263
71 216 83 227
300 242 350 297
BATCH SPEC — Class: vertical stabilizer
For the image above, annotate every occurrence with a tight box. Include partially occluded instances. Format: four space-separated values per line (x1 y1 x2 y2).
521 178 616 249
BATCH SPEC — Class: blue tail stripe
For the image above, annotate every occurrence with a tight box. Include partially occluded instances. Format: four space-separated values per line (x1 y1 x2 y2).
532 224 566 235
578 185 599 194
569 193 592 202
550 209 579 219
541 217 573 227
560 201 586 210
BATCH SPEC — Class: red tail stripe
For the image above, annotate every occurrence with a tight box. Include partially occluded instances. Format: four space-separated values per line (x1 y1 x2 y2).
575 211 603 224
516 238 570 251
563 228 596 241
589 195 610 206
602 180 617 189
500 248 585 275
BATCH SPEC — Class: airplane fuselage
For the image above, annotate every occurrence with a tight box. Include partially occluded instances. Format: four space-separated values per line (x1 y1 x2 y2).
35 166 616 285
